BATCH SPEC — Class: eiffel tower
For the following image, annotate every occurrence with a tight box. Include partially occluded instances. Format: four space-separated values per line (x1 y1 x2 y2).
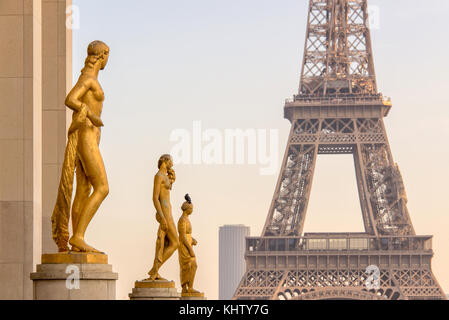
233 0 446 300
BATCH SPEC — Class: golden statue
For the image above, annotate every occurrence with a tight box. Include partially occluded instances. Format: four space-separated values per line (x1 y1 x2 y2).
51 40 110 253
178 194 201 295
147 154 179 280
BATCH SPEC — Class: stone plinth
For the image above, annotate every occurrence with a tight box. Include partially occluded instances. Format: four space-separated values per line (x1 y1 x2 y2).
30 253 118 300
129 280 180 300
181 292 207 300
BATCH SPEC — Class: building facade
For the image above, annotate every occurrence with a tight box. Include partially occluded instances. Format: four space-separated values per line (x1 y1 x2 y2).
219 225 250 300
0 0 71 299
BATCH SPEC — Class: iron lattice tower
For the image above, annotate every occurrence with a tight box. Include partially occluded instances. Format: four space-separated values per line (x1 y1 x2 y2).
233 0 446 300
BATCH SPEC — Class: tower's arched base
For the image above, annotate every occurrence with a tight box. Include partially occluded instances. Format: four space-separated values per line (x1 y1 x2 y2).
233 235 446 300
284 288 390 300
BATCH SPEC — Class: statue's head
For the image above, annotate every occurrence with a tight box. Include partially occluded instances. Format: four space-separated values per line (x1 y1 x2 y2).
85 40 110 70
181 194 193 215
158 154 173 170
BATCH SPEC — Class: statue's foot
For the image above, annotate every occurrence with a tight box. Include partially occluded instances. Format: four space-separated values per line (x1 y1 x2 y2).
182 287 201 294
188 288 201 294
146 271 167 281
147 268 157 280
69 236 103 254
70 246 81 252
154 274 168 281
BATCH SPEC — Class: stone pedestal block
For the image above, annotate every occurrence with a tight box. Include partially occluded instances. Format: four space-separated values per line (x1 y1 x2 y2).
181 292 207 300
30 253 118 300
129 280 180 300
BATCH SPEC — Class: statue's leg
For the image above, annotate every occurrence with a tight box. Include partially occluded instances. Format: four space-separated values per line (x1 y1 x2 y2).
148 228 166 280
180 260 190 293
71 158 91 240
160 218 179 264
188 259 199 293
69 131 108 253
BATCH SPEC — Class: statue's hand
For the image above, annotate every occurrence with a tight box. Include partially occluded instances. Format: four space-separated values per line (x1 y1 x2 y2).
89 114 104 127
155 211 168 231
160 218 168 232
82 104 104 127
192 238 198 246
168 169 176 183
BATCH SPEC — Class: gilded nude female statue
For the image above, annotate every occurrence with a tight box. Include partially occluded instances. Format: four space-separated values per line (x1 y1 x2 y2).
178 194 201 294
51 40 110 253
147 154 179 280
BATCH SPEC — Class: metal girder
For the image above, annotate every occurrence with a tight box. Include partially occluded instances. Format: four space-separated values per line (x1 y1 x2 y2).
300 0 377 96
234 0 445 301
261 118 415 237
233 235 446 300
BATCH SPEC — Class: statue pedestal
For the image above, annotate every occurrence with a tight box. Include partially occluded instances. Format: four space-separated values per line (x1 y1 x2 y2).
181 292 207 300
129 280 181 300
30 253 118 300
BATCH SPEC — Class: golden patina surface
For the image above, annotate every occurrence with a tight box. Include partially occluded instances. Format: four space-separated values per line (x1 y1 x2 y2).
135 280 175 289
42 253 108 264
178 195 203 295
181 292 205 298
51 41 110 254
147 155 179 282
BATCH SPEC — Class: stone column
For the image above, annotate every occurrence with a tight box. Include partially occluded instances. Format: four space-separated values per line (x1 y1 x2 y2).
0 0 71 299
41 0 71 254
0 0 43 300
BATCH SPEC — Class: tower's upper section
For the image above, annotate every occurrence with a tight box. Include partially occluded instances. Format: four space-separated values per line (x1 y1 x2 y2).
284 0 391 122
299 0 377 97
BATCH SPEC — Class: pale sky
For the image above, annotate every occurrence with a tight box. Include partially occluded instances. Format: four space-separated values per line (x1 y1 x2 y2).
72 0 449 299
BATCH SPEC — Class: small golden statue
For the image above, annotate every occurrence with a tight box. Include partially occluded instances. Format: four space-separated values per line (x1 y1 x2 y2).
147 154 179 280
51 40 110 253
178 194 202 295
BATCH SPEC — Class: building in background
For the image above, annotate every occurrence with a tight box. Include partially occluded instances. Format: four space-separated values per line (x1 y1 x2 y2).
0 0 71 299
219 225 250 300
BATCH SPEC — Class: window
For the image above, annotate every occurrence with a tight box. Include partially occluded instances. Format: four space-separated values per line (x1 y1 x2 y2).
329 239 347 250
307 239 327 250
349 238 368 250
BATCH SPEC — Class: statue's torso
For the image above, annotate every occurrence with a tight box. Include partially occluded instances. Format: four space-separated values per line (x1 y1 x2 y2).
179 216 192 244
74 76 105 135
157 172 172 212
